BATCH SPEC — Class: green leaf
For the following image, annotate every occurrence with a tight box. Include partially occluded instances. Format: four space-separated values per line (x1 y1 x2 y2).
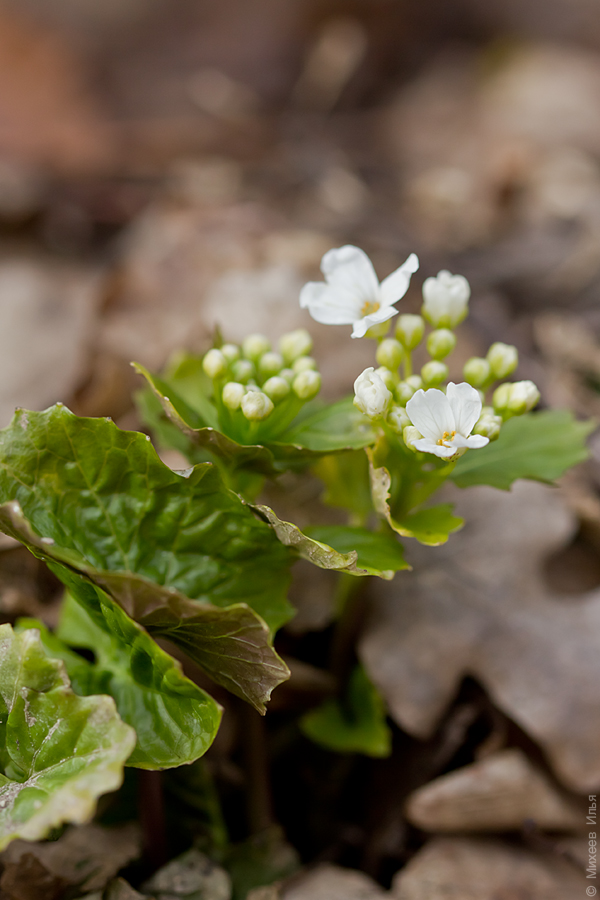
312 450 373 521
224 826 300 900
0 406 293 712
304 525 410 579
301 665 392 758
451 410 595 490
277 397 376 453
0 624 135 850
18 588 223 770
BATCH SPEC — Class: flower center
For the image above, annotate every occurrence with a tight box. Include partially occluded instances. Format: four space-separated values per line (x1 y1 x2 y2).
437 430 456 446
361 300 380 317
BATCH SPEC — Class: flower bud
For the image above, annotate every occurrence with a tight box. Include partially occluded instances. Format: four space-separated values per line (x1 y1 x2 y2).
492 382 512 413
292 355 317 374
258 351 284 380
374 366 396 392
231 359 255 384
262 376 290 403
241 390 274 421
473 412 502 441
487 342 518 379
222 382 246 410
242 334 271 362
365 320 392 340
376 338 404 370
422 270 470 328
203 348 227 379
507 380 540 415
395 381 415 406
395 314 425 350
463 357 491 388
279 367 295 383
421 360 448 387
387 405 411 433
427 328 456 360
221 343 240 363
293 369 321 400
403 425 423 451
353 367 392 419
406 375 423 391
279 329 313 364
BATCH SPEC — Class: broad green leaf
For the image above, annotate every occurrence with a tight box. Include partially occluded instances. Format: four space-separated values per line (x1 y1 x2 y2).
301 665 392 757
304 525 410 579
451 410 595 490
19 588 223 770
312 450 373 521
0 624 135 850
0 406 293 712
277 397 376 453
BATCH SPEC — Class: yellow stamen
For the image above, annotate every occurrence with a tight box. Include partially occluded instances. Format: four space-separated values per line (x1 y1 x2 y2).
361 300 380 316
437 430 456 446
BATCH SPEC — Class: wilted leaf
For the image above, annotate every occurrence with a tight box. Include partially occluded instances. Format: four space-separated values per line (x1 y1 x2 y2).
304 525 410 579
0 625 135 850
360 480 600 791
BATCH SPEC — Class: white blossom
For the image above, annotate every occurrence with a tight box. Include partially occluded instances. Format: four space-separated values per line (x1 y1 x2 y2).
405 382 489 459
422 270 470 328
300 246 419 339
353 367 393 419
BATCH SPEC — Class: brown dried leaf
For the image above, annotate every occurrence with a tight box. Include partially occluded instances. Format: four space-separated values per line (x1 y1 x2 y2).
282 865 386 900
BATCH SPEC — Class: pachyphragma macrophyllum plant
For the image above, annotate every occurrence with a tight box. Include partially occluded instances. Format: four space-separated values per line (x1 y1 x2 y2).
0 244 591 850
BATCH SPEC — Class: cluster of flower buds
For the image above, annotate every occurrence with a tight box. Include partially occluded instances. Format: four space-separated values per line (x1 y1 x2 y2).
202 329 321 423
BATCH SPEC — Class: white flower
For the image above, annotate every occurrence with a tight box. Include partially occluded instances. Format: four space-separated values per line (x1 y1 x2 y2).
405 382 490 459
422 270 470 328
300 245 419 339
354 367 393 419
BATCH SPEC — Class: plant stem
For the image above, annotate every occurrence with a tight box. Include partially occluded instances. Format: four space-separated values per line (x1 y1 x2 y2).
329 574 367 690
240 702 274 835
139 770 168 870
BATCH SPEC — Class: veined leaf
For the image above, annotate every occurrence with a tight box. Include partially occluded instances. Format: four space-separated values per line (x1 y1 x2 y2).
0 624 135 850
0 406 293 712
451 410 594 490
304 525 410 579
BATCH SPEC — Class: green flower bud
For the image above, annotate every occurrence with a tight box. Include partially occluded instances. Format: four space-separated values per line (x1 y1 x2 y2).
222 381 246 410
258 351 284 380
231 359 255 384
242 334 271 362
279 367 295 383
262 376 290 403
279 328 313 364
463 357 491 388
403 425 423 451
395 314 425 350
241 390 274 421
374 366 396 392
473 412 502 441
427 329 456 360
221 343 240 363
507 380 540 414
365 320 392 340
406 375 423 391
202 348 227 379
492 382 512 413
376 338 404 370
396 380 416 406
421 360 448 387
387 405 411 433
292 355 317 374
293 369 321 400
487 342 518 379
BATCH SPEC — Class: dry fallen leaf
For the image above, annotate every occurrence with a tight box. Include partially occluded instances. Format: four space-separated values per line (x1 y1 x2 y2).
359 480 600 791
282 864 386 900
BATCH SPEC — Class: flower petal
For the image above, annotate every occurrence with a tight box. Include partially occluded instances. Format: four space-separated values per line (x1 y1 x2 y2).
351 306 397 339
299 283 358 325
321 246 380 305
406 389 455 443
446 382 482 437
379 253 419 308
464 434 490 449
413 438 456 458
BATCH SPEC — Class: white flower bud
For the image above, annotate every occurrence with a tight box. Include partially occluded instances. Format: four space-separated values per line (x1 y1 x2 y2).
353 367 392 418
258 351 284 380
473 412 502 441
376 338 403 370
263 376 290 403
403 425 423 451
292 355 317 374
279 367 295 383
241 390 274 421
422 270 470 328
279 329 313 364
427 328 456 360
374 366 396 392
492 382 512 413
365 320 392 340
406 375 423 390
395 314 425 350
396 381 416 406
202 348 227 379
221 343 240 363
463 357 491 388
507 380 540 414
242 334 271 362
387 405 411 433
487 342 518 379
231 359 255 384
222 382 246 410
293 369 321 400
421 360 448 387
